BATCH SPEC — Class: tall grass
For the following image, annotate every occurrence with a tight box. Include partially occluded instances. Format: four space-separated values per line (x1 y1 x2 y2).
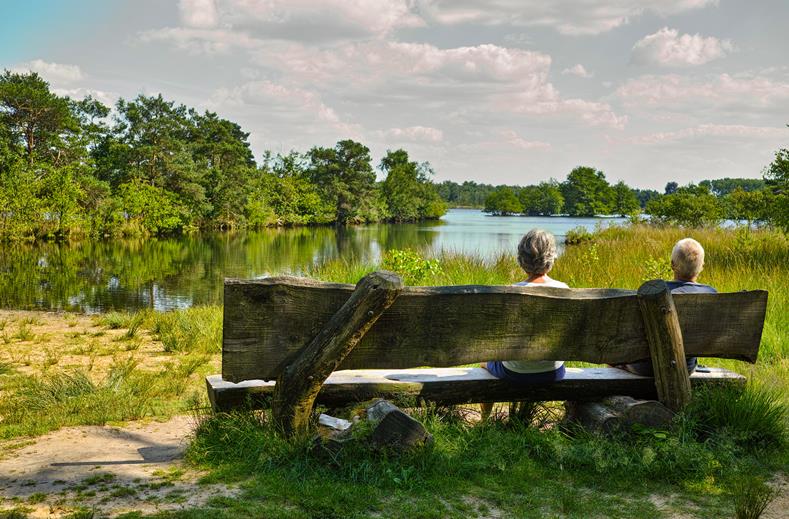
150 306 222 353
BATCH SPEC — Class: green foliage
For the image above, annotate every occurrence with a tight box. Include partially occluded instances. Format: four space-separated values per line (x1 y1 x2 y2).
564 226 594 245
483 186 522 215
684 384 786 451
561 166 612 216
519 181 564 216
610 180 640 217
380 149 446 222
730 475 779 519
150 306 222 353
646 185 724 227
381 249 442 285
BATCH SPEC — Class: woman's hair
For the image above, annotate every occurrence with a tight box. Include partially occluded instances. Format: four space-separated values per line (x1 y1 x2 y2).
517 229 557 275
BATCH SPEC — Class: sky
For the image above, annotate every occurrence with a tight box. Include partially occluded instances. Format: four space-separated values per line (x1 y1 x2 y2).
2 0 788 189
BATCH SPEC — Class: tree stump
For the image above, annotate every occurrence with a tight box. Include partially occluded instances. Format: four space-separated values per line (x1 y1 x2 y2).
272 271 403 437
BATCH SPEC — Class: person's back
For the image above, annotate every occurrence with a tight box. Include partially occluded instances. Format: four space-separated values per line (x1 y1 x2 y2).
619 238 716 376
483 229 569 383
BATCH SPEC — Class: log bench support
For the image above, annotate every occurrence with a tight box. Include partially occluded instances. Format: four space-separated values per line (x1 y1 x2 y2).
271 271 403 437
637 279 692 411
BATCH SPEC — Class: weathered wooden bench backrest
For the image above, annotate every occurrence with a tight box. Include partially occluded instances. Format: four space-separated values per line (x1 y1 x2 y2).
222 277 768 384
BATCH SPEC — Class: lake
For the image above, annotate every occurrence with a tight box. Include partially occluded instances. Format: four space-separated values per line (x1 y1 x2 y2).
0 209 625 312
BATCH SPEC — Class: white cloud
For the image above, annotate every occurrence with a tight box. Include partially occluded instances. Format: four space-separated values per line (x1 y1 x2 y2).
623 124 788 145
52 87 118 106
13 59 83 83
632 27 733 66
416 0 719 35
139 27 262 54
561 64 592 78
617 73 789 110
210 80 360 138
179 0 218 28
384 126 444 143
500 130 551 150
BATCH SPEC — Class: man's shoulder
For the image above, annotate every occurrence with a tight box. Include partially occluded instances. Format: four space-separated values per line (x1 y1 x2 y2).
666 280 717 294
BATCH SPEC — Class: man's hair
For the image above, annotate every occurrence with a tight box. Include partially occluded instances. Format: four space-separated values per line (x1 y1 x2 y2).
517 229 557 275
671 238 705 280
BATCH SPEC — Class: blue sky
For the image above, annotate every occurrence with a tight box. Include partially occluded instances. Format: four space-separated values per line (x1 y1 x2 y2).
3 0 789 189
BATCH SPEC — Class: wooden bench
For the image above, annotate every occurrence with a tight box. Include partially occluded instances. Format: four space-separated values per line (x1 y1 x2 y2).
207 272 767 436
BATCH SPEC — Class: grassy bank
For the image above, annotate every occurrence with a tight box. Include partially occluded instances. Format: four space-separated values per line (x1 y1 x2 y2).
0 224 787 517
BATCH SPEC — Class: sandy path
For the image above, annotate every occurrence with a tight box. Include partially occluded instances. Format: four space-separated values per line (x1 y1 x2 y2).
0 416 237 517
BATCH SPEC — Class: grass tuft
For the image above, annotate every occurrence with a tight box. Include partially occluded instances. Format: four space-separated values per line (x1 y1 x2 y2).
731 475 779 519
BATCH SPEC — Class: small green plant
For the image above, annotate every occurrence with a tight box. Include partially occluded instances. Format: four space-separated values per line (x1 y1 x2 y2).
731 475 778 519
642 256 672 282
564 226 594 245
122 312 145 340
97 312 131 330
0 361 13 376
14 323 35 342
381 248 442 285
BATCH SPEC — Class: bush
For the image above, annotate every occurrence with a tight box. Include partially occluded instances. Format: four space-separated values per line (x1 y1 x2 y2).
683 385 787 451
730 475 778 519
564 226 594 245
150 306 222 353
381 249 442 285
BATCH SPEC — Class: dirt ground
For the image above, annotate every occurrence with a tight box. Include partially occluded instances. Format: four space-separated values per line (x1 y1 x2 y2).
0 416 237 517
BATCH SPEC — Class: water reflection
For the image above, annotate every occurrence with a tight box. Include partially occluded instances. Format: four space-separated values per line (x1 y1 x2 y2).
0 209 623 312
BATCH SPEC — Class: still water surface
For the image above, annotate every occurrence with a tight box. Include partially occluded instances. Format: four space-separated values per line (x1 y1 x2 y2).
0 209 624 312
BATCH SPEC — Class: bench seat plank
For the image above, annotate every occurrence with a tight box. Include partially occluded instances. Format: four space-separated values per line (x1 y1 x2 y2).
206 367 745 412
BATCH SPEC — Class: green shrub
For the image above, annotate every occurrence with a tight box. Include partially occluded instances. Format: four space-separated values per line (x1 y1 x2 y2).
684 385 787 451
564 226 594 245
381 248 442 285
97 311 133 330
730 475 778 519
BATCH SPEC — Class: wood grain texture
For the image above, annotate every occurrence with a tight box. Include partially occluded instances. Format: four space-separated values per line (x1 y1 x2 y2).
222 277 767 382
271 271 403 436
637 280 692 411
206 367 746 412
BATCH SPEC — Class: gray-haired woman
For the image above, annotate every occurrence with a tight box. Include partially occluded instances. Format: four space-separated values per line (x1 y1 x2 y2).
482 229 569 384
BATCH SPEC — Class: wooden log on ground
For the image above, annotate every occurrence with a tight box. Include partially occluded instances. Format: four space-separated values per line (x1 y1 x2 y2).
565 401 622 434
271 271 403 437
637 280 692 412
602 396 674 428
222 278 767 382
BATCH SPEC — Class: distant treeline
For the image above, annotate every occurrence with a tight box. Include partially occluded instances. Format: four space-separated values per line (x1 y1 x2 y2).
0 71 446 241
2 70 787 241
438 162 787 231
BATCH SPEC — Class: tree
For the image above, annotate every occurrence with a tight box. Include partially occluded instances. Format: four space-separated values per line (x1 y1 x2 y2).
664 182 678 195
484 186 522 215
561 166 612 216
633 188 661 209
764 145 789 232
380 149 446 222
646 185 723 227
727 188 770 228
519 181 564 216
306 140 377 224
109 95 208 223
610 181 640 217
0 70 75 165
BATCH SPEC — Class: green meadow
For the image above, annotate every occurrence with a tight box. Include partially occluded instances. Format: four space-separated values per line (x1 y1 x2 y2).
0 224 786 517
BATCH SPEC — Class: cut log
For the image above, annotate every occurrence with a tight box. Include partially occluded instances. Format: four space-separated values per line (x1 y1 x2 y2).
222 278 767 382
565 401 622 434
637 280 692 411
271 271 403 437
602 396 674 428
